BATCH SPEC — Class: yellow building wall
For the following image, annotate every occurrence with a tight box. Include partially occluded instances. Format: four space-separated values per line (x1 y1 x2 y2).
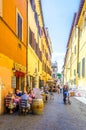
77 1 86 87
28 46 39 75
28 2 38 70
28 1 38 42
64 1 86 88
70 32 77 86
28 1 42 88
78 28 86 86
78 1 86 27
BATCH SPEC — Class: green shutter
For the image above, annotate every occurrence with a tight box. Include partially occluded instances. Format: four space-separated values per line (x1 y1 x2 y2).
78 62 80 78
74 78 76 84
82 58 85 77
74 69 76 76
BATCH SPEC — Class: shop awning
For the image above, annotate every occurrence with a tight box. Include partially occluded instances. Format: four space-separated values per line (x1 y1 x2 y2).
15 70 25 77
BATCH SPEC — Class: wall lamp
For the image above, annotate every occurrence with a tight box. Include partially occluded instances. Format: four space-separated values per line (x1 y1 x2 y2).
12 68 16 73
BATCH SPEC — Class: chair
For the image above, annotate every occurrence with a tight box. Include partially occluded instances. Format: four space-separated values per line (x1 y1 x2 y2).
4 96 16 113
19 99 30 115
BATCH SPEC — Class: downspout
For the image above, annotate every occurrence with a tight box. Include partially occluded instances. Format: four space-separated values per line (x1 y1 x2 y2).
0 83 1 114
26 0 29 91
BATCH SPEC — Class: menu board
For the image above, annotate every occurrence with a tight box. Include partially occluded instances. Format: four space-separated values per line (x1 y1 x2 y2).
11 76 16 88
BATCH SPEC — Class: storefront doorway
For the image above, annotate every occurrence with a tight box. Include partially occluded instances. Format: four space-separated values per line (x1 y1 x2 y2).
15 71 25 91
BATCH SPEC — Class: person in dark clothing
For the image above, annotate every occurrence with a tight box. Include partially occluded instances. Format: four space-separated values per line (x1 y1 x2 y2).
44 84 49 101
15 89 22 97
63 85 69 103
63 85 68 93
49 86 54 99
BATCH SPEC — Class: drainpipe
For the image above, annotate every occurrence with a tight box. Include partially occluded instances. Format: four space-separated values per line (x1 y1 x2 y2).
26 0 29 91
0 84 1 114
0 79 4 114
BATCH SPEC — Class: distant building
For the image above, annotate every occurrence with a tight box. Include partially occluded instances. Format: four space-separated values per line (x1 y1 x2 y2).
52 62 58 79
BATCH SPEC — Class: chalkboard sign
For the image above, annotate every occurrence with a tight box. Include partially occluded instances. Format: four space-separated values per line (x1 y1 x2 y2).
11 76 16 88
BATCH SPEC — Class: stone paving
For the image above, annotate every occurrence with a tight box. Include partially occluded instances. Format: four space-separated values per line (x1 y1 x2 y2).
0 93 86 130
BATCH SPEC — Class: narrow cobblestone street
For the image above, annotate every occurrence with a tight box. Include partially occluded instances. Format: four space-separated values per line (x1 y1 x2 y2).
0 93 86 130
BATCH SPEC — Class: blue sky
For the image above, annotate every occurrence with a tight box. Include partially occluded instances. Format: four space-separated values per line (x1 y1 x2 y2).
41 0 80 73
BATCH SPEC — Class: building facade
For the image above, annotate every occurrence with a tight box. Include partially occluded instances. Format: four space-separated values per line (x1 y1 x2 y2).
0 0 52 114
51 62 58 85
0 0 27 114
63 0 86 90
27 0 52 89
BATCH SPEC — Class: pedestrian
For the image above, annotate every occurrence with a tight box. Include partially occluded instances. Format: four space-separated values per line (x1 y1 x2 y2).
44 83 49 101
63 84 69 103
28 89 35 104
15 89 22 97
57 84 60 94
60 85 63 93
49 86 54 99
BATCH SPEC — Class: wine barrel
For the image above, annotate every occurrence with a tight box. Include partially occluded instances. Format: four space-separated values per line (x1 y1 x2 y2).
70 91 75 96
32 99 44 115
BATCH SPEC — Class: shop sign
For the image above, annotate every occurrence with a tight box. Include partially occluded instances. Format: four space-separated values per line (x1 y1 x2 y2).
11 76 16 88
14 63 26 73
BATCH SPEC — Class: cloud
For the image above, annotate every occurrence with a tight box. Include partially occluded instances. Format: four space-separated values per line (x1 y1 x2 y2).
52 52 65 62
52 52 65 57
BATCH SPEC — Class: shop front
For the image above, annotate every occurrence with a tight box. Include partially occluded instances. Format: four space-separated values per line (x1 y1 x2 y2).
12 63 26 92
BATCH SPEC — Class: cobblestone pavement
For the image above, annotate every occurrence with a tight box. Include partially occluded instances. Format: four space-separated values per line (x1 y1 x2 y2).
0 93 86 130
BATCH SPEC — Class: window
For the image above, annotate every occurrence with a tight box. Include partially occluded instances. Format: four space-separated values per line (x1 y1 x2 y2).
74 69 76 76
17 12 23 41
29 28 33 46
30 0 35 11
53 68 55 72
82 58 85 77
82 10 86 27
84 17 86 27
52 74 55 78
74 45 76 54
74 78 76 84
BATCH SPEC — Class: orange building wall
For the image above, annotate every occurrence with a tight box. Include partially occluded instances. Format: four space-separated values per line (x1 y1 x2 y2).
1 0 27 66
0 18 26 66
3 0 27 44
0 0 27 114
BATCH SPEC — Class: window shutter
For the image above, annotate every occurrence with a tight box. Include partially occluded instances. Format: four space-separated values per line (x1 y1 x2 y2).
82 58 85 77
78 62 80 78
18 14 22 40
